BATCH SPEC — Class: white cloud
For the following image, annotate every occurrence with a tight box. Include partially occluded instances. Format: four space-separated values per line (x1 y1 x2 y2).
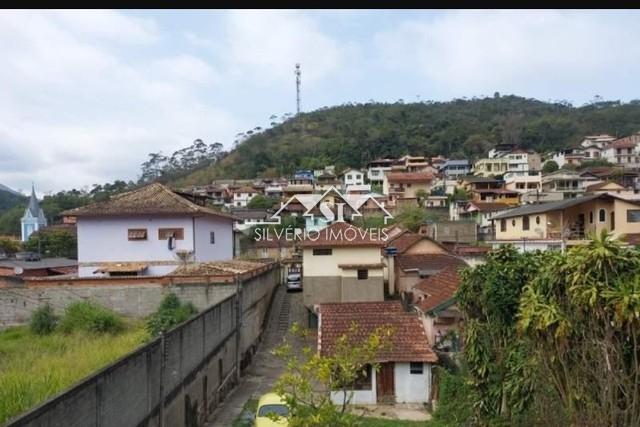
374 10 640 100
223 10 347 85
0 10 243 193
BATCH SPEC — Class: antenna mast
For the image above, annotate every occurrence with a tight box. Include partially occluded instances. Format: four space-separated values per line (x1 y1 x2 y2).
295 63 301 115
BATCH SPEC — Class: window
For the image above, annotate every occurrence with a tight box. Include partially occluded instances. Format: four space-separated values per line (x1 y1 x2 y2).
500 219 506 232
347 174 352 180
590 211 594 224
512 219 516 227
536 216 540 225
523 216 530 231
628 210 640 223
357 269 368 280
410 362 424 375
210 231 215 244
599 209 606 223
312 248 332 256
407 183 412 187
158 228 184 240
128 228 147 241
353 365 372 390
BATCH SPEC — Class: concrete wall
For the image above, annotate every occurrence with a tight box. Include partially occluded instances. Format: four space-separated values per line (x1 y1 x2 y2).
7 265 278 427
303 276 384 307
394 362 431 403
0 279 238 328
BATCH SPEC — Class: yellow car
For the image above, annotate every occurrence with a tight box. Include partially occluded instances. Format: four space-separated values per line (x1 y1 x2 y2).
255 392 289 426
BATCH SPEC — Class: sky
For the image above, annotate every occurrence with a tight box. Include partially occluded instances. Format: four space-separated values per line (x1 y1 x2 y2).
1 9 640 195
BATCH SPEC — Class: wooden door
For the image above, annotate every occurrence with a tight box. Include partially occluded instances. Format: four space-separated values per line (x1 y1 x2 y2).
376 362 395 403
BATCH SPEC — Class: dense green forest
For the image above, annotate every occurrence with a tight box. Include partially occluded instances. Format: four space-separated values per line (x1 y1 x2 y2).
172 95 640 186
0 187 26 217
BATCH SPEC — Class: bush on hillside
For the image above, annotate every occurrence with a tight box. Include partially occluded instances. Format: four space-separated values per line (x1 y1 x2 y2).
29 304 58 335
146 293 197 337
59 301 125 334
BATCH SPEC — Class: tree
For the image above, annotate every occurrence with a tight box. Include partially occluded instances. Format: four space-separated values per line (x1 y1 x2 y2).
271 322 392 426
519 231 640 426
246 195 279 210
394 203 430 232
541 160 559 174
25 230 77 258
456 246 541 422
415 189 428 206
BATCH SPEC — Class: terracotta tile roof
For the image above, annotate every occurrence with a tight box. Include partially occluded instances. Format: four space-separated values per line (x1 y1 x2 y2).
254 237 295 248
441 243 491 255
232 186 257 193
606 137 638 150
94 262 148 274
62 183 236 220
386 172 434 183
171 259 268 276
300 222 387 248
396 253 467 272
414 266 462 312
385 231 423 254
318 301 437 363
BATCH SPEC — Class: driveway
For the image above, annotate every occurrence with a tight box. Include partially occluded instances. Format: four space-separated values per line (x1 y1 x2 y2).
206 286 306 426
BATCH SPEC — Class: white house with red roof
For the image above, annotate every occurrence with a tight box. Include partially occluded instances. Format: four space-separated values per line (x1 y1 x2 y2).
63 183 235 277
318 301 438 405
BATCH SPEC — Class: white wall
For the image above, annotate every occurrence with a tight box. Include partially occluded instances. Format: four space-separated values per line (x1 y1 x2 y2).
78 216 194 264
330 369 377 405
193 216 234 262
394 362 431 403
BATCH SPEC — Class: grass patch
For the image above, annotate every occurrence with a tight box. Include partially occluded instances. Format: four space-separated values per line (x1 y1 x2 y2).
0 323 147 424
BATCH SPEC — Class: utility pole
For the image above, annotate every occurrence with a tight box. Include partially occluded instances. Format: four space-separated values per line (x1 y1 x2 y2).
295 63 301 115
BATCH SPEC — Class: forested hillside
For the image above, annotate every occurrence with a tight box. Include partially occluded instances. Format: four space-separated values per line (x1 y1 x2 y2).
172 95 640 186
0 185 26 217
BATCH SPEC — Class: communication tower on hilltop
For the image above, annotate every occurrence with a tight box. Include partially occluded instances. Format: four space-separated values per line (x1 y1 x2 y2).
295 63 301 115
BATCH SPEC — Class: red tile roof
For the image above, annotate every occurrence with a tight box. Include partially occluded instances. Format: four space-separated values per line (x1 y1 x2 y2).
396 253 467 272
300 222 387 248
62 183 236 220
318 301 437 363
386 172 434 183
585 181 624 192
606 137 637 150
467 202 515 212
414 267 462 312
385 231 423 254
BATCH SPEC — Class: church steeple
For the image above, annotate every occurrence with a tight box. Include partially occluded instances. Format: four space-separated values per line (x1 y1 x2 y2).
21 183 47 242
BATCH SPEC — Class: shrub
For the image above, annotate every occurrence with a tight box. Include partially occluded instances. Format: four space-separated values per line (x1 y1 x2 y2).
29 304 58 335
59 301 124 334
146 293 197 337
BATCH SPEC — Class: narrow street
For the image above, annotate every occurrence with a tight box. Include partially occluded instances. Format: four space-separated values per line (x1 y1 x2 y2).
206 285 306 426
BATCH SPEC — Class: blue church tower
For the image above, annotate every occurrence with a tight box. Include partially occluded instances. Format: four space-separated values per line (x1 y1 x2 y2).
21 185 47 242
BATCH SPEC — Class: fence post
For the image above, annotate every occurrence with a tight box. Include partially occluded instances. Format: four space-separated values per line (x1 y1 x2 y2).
159 331 165 427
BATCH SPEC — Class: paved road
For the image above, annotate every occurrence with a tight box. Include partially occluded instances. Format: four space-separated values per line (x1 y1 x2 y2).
206 286 306 427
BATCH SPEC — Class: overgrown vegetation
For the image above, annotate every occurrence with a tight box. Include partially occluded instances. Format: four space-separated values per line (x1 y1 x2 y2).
174 96 640 186
146 293 197 337
0 313 146 423
29 304 58 335
24 229 77 258
58 301 125 334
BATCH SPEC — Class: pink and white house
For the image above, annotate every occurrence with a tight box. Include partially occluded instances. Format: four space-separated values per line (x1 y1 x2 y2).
63 183 235 277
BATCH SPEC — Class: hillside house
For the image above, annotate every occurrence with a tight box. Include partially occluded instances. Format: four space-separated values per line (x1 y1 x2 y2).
301 222 386 310
489 193 640 251
318 301 438 405
603 137 640 168
439 159 471 178
342 168 365 187
367 159 395 184
382 172 434 204
232 187 258 207
63 183 235 277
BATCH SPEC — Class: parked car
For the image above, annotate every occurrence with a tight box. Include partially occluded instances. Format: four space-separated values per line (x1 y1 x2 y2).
15 251 41 261
286 272 302 292
255 392 289 426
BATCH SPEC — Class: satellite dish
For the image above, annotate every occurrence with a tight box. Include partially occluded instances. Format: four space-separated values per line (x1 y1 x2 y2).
14 266 24 275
